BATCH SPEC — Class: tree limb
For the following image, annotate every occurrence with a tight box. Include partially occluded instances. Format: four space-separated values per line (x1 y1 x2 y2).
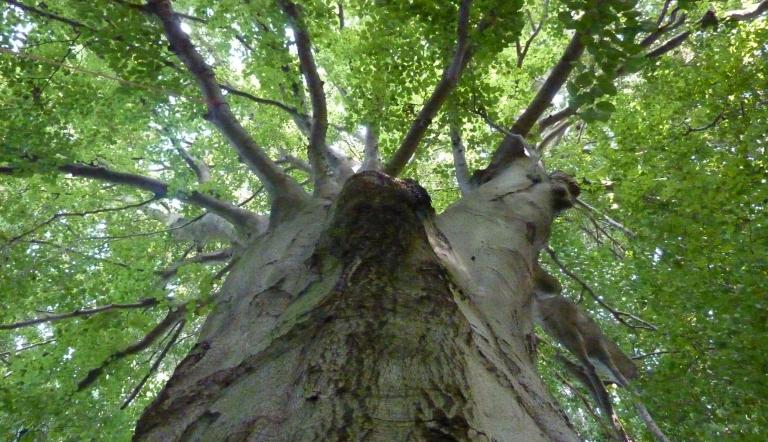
157 125 211 184
575 198 636 237
146 0 307 203
77 303 187 390
634 402 670 442
539 2 767 139
536 120 572 154
384 0 475 177
513 30 584 137
725 0 768 22
277 0 333 191
472 30 585 184
539 107 577 132
0 298 159 330
220 83 311 132
121 319 185 409
449 120 471 196
1 162 262 233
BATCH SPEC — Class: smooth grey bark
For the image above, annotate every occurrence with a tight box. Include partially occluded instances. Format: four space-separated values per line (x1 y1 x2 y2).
134 160 580 441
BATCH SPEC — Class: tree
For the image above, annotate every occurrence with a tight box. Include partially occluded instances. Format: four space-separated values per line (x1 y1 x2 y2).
1 0 766 440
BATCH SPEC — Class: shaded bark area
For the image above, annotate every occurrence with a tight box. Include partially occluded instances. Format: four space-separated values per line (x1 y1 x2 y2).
135 170 579 441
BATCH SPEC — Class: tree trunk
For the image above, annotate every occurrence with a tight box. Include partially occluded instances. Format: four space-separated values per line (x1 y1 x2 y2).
134 160 580 441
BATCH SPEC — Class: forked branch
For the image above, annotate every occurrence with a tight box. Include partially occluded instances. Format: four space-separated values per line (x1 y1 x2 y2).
146 0 306 203
77 304 187 390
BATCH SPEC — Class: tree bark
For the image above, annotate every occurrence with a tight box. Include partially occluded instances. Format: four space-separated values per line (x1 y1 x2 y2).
134 162 580 441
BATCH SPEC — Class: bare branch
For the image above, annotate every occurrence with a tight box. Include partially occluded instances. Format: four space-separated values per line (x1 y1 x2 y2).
21 239 143 269
557 376 619 440
449 120 471 196
276 148 312 174
0 298 159 330
121 319 185 409
655 0 673 27
634 402 670 442
473 31 585 184
576 198 635 237
146 0 306 203
544 247 657 330
384 0 475 177
156 125 211 184
510 31 584 138
77 304 187 390
681 110 725 135
641 7 686 48
0 339 57 361
646 30 691 59
537 2 768 141
539 107 577 132
467 106 514 137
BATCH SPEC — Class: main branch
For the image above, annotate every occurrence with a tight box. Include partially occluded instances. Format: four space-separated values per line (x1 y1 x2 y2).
384 0 474 177
483 31 584 181
146 0 306 204
277 0 333 192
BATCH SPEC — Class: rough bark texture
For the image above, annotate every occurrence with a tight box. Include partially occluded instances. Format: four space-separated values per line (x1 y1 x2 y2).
134 162 580 441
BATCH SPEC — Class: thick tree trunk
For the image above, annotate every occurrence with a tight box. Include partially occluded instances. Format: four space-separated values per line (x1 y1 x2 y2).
134 161 580 441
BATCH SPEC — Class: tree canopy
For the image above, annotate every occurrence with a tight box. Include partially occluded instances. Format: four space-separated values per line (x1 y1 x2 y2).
1 0 766 440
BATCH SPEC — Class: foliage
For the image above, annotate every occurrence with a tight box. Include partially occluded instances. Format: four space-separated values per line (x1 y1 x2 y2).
0 0 765 440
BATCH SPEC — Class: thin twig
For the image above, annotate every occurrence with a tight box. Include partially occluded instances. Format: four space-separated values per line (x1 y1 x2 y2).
576 198 636 237
0 298 159 330
121 319 185 409
516 0 549 68
545 247 657 330
5 197 156 245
